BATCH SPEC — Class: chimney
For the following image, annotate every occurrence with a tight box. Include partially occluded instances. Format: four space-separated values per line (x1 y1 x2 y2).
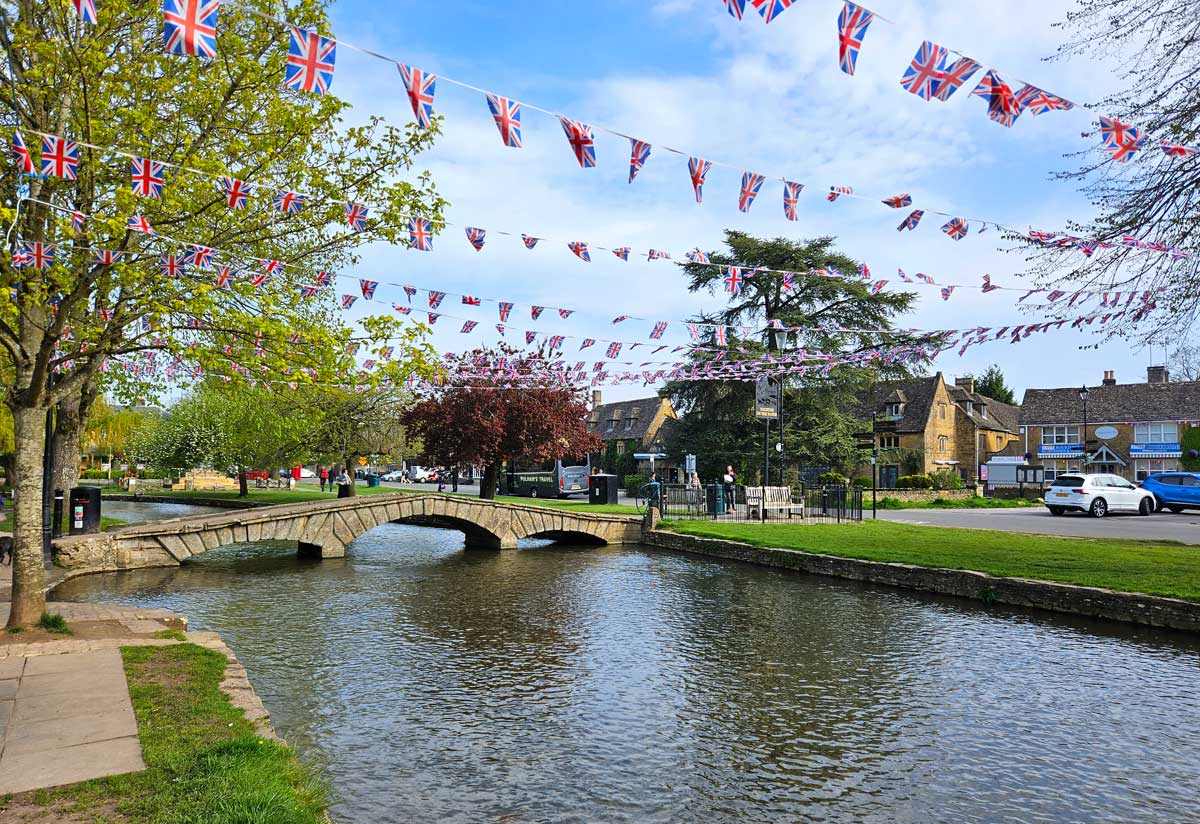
1147 365 1169 384
955 376 975 395
592 389 602 408
1102 370 1117 386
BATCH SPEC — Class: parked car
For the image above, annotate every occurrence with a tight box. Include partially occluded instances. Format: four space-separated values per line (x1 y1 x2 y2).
1140 472 1200 513
407 466 432 482
1044 473 1156 517
298 467 316 479
381 470 406 482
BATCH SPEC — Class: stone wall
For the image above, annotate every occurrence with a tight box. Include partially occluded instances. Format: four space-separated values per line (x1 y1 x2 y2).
644 529 1200 633
867 488 977 502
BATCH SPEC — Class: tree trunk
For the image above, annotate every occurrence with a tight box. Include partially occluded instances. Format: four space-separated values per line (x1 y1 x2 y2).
480 463 499 500
238 466 248 497
345 454 357 496
51 393 85 498
7 405 48 628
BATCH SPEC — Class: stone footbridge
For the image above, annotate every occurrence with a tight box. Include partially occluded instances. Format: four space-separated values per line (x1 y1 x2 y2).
53 493 643 574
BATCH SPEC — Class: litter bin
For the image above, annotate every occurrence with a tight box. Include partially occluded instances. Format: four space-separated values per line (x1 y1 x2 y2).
366 474 381 488
705 484 725 516
590 474 618 505
69 486 102 534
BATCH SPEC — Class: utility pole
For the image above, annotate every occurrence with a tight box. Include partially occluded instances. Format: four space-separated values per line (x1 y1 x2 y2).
871 411 878 519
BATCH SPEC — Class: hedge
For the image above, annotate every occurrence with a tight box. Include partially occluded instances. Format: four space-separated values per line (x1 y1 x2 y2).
929 469 964 490
623 474 647 491
896 474 934 489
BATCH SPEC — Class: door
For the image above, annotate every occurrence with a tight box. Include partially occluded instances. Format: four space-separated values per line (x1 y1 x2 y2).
1179 475 1200 505
1107 475 1140 510
879 466 899 489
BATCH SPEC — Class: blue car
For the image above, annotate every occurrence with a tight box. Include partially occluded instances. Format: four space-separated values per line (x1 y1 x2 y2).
1141 473 1200 513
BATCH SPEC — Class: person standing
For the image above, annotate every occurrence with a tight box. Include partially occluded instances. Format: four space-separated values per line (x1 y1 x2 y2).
336 469 352 499
319 467 329 493
722 465 737 515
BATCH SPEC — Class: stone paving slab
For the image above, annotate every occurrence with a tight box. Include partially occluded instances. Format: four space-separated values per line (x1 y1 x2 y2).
0 736 145 795
0 678 16 700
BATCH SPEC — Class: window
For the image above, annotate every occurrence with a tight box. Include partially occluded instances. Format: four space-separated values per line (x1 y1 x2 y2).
879 434 899 449
1041 425 1081 446
1135 458 1179 482
1134 422 1179 443
624 418 634 431
937 435 948 452
1044 461 1082 482
977 404 987 419
885 402 903 417
616 441 625 455
606 419 616 432
939 403 947 420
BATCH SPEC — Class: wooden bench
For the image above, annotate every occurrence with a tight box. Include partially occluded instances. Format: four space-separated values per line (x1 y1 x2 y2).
744 486 802 519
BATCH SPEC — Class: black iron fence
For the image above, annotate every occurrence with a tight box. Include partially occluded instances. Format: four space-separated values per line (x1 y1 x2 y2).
644 483 863 524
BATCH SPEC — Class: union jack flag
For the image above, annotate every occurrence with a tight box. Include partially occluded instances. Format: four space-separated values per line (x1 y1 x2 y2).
827 185 852 202
580 338 595 350
21 241 54 270
1077 240 1099 257
612 315 630 324
782 272 795 289
981 274 999 293
869 280 888 295
724 267 743 294
559 308 573 318
1013 84 1074 116
398 64 437 128
462 295 481 306
1029 230 1057 243
1098 116 1146 162
1046 290 1066 302
524 330 536 344
74 0 97 24
751 0 794 23
628 138 652 183
428 291 445 309
714 326 727 346
568 241 591 262
485 94 522 148
128 157 167 198
1159 140 1200 158
606 342 622 359
461 321 478 334
650 321 668 339
897 209 924 231
738 171 765 213
521 234 539 249
94 250 124 265
837 2 874 76
362 360 376 371
250 273 269 289
346 203 369 232
724 0 746 19
559 118 597 168
940 286 955 301
531 306 545 320
647 249 670 260
973 71 1021 127
40 135 78 179
612 247 630 261
783 180 803 221
262 259 284 275
897 268 912 282
359 279 378 300
548 335 564 350
941 217 968 240
465 227 486 251
882 193 912 208
857 262 870 280
688 157 711 202
285 27 336 95
408 217 433 251
341 294 357 309
162 0 220 59
11 131 33 174
219 177 252 209
71 210 85 233
932 56 981 102
317 271 334 287
180 245 213 268
157 254 186 278
915 272 935 284
128 213 155 234
686 249 711 264
300 285 320 298
499 302 512 322
393 304 411 315
900 40 947 101
273 191 305 214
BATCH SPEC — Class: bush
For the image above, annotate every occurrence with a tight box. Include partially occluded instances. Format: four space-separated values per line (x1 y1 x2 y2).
81 469 109 479
818 471 848 485
1182 426 1200 472
876 496 904 509
929 469 964 490
623 474 647 492
896 474 933 489
138 469 166 480
850 476 870 487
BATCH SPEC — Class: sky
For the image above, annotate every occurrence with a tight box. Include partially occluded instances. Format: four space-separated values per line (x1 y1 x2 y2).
315 0 1179 403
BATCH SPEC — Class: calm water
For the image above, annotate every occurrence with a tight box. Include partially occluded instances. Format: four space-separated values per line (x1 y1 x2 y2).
101 500 224 524
54 525 1200 824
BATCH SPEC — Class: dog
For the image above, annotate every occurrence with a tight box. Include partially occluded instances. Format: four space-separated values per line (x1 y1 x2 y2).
0 536 12 566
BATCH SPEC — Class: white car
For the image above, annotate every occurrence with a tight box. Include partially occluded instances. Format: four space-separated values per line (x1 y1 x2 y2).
1044 473 1156 517
381 470 406 482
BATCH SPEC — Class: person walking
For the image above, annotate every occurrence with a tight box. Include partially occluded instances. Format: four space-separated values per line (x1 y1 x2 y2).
336 469 352 499
319 467 329 493
722 465 737 515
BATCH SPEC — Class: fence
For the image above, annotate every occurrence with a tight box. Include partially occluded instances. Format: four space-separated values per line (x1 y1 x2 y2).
651 483 863 524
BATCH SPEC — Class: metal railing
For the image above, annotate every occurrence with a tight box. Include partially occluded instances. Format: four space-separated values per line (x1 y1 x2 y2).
640 483 863 524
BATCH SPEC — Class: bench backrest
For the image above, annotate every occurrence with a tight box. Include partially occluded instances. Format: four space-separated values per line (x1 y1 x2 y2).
744 486 792 505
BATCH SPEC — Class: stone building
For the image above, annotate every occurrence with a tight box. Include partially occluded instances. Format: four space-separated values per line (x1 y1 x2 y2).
853 373 1021 487
1013 367 1200 482
586 391 679 478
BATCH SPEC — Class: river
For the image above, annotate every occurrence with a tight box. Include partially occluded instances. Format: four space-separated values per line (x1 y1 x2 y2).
53 523 1200 824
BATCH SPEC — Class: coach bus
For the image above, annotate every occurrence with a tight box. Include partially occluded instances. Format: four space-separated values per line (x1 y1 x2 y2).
501 456 591 498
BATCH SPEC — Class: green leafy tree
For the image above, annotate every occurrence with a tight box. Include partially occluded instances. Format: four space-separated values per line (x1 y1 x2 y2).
0 0 444 626
972 364 1017 405
665 232 935 482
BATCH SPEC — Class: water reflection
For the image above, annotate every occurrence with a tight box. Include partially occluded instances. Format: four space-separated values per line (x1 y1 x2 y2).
54 524 1200 824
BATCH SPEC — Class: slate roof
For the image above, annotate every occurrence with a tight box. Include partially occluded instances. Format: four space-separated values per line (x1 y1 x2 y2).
948 385 1021 434
587 396 672 441
1020 380 1200 425
856 376 939 433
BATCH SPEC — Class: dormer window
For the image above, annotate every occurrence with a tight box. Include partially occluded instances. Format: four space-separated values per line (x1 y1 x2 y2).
976 403 987 419
886 402 903 417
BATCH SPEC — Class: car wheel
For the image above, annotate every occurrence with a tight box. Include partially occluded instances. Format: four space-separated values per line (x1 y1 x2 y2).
1048 506 1065 516
1167 505 1184 513
1089 498 1108 518
1138 497 1153 516
529 487 539 498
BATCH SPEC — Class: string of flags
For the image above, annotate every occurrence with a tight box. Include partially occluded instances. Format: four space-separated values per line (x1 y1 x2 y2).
51 0 1184 252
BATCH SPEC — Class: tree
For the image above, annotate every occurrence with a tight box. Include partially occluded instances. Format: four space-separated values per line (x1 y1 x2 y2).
0 0 444 625
665 232 935 481
971 364 1017 405
1028 0 1200 335
405 346 601 499
1167 342 1200 382
294 385 413 496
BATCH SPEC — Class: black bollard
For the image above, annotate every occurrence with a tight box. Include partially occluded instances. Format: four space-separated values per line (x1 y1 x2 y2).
52 488 64 538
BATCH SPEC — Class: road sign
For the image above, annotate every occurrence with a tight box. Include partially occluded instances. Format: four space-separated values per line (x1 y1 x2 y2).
685 454 697 474
358 456 368 466
755 377 780 421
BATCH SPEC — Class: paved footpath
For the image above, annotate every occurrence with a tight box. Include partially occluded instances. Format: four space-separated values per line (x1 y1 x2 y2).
0 649 144 794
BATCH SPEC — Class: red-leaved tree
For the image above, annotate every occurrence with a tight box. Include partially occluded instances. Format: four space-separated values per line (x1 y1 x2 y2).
405 346 600 499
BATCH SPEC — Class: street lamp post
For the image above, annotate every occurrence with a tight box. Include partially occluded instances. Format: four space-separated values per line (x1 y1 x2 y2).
772 328 788 487
1079 385 1090 470
871 412 878 519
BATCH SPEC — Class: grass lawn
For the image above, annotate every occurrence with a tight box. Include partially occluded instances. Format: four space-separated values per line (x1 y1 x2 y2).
30 643 327 822
660 519 1200 602
876 496 1038 510
0 513 126 534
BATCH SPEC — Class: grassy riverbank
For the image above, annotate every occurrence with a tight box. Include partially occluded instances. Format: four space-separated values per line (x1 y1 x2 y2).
25 643 327 822
660 520 1200 602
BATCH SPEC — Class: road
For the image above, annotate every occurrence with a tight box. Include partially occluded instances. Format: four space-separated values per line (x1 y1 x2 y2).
877 507 1200 545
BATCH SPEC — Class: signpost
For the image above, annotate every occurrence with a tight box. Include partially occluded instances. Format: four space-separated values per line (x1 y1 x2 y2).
755 379 781 517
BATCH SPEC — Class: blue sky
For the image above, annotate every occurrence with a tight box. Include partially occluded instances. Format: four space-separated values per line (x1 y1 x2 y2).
317 0 1180 402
